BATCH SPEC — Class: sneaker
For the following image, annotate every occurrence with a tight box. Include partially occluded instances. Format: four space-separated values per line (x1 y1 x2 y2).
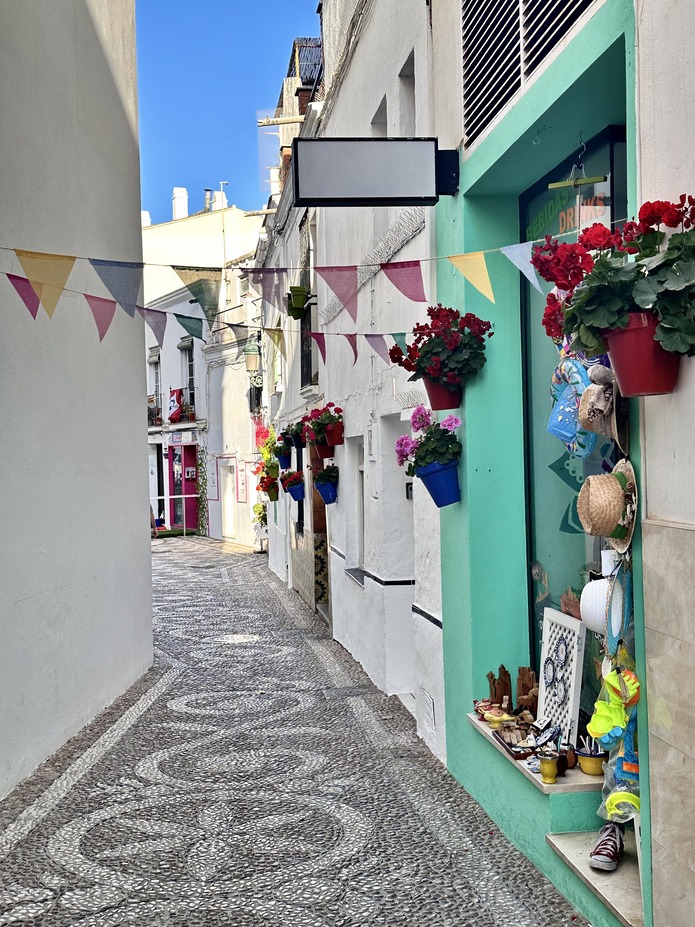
589 823 624 871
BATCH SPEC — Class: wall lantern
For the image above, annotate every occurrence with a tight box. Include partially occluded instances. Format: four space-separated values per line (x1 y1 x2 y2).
244 339 261 373
292 137 459 207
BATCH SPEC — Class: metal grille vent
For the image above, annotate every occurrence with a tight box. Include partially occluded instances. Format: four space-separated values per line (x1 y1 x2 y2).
462 0 598 146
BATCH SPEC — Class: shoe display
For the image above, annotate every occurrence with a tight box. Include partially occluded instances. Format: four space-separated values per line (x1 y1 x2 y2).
589 823 624 871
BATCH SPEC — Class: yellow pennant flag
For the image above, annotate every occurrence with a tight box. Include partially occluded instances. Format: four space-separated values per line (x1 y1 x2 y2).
265 327 286 360
15 250 76 318
448 251 495 303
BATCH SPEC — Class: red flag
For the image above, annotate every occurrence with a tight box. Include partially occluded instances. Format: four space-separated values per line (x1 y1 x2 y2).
168 388 183 423
6 273 40 318
379 260 427 302
84 294 117 342
316 265 359 322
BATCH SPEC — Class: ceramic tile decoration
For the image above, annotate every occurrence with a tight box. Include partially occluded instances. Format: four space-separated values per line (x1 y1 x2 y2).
537 607 587 744
0 540 588 926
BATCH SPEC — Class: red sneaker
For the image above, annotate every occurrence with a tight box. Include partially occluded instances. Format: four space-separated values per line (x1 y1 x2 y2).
589 823 624 871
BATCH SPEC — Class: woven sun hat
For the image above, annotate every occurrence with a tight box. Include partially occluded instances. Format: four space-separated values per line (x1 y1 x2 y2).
576 459 637 554
578 365 629 454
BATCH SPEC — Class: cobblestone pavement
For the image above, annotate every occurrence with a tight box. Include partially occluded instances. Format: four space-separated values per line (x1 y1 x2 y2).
0 538 588 926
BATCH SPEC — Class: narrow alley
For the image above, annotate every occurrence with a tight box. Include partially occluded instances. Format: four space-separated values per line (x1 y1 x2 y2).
0 539 586 926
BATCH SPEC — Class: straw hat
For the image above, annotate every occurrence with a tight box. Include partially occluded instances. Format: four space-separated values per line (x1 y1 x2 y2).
578 365 629 454
576 459 637 554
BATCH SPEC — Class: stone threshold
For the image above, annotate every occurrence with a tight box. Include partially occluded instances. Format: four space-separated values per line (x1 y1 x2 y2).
547 830 644 927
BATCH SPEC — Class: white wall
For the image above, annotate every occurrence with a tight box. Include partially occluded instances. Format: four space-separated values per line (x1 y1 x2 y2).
0 0 152 796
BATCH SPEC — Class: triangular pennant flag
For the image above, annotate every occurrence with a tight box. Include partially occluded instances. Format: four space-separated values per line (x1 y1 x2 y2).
316 265 359 322
391 332 408 353
172 266 221 326
84 294 117 342
15 249 76 318
343 332 358 365
174 314 205 340
379 260 427 302
309 332 326 364
89 259 144 317
500 242 543 292
243 267 288 314
138 306 168 346
448 252 495 303
266 327 287 360
6 273 40 319
225 322 248 359
364 333 390 363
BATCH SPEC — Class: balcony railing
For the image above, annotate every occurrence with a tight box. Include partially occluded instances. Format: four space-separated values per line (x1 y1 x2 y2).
147 393 163 427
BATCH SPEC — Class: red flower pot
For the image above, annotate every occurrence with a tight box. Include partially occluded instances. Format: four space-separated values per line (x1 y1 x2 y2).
325 422 344 446
423 376 462 411
314 441 334 460
602 313 681 397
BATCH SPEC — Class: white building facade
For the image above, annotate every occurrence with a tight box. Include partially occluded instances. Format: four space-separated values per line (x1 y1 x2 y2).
0 0 152 796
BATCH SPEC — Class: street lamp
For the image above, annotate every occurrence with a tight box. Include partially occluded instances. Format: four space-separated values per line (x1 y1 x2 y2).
244 338 261 373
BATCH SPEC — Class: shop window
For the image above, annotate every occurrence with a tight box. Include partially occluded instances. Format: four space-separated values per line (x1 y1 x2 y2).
519 127 626 672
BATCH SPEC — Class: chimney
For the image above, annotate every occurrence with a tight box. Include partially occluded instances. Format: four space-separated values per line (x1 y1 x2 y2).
203 188 213 212
295 86 312 116
172 187 188 220
212 190 228 211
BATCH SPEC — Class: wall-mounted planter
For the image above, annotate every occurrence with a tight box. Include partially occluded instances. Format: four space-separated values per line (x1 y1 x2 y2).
287 286 310 320
290 433 306 449
414 459 460 507
314 441 334 460
325 422 344 446
266 485 279 502
423 376 462 411
316 482 338 504
276 451 292 469
602 313 680 396
287 483 306 502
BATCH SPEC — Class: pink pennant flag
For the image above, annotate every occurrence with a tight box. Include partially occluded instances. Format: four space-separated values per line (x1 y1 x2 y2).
343 332 358 365
84 294 117 342
243 267 288 313
379 260 427 302
364 333 390 363
309 332 326 364
6 273 40 318
138 306 168 346
316 265 359 322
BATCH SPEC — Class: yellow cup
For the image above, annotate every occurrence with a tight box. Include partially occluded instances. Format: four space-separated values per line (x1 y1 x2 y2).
577 752 607 776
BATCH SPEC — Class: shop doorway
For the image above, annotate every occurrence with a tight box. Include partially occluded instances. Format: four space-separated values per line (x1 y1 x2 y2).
169 443 198 531
221 462 237 539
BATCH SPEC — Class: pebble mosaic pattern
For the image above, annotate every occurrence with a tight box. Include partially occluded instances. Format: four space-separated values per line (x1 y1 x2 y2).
0 538 588 926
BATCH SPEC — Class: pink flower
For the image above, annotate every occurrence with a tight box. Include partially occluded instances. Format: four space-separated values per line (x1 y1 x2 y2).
440 415 461 432
395 435 418 467
410 405 432 432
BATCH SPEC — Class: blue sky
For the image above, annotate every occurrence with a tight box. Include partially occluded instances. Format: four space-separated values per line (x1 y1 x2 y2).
136 0 320 225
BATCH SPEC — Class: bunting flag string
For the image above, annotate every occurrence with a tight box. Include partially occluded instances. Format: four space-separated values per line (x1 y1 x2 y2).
15 249 76 318
266 327 287 360
89 259 144 318
7 273 40 318
364 333 391 364
172 266 222 326
245 267 288 314
316 265 359 323
499 242 543 292
391 332 408 353
84 294 117 342
309 332 326 364
343 332 359 366
139 307 168 347
447 252 495 303
174 314 204 340
380 260 427 302
225 322 248 359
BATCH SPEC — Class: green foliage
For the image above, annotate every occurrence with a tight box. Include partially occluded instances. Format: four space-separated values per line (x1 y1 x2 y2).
252 503 267 527
406 426 461 478
313 464 339 485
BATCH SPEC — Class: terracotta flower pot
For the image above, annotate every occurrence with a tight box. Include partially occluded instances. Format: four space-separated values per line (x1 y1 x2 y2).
602 313 680 397
325 422 344 446
423 376 462 411
314 441 334 460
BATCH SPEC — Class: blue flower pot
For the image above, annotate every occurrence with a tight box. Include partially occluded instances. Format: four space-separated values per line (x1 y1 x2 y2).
287 483 305 502
316 481 338 505
414 459 460 508
277 452 292 469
